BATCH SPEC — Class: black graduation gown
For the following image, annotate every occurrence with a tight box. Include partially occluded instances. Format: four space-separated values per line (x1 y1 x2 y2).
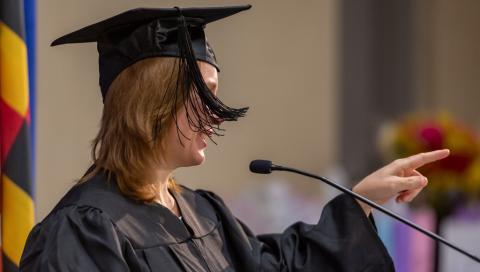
20 172 394 271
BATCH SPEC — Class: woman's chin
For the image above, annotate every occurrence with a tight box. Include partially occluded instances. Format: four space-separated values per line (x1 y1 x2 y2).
176 149 206 168
190 150 206 166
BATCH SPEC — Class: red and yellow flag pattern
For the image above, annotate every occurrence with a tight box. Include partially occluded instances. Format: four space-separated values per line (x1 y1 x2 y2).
1 0 35 271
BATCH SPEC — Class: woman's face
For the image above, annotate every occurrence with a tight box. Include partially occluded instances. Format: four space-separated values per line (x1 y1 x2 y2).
162 62 219 169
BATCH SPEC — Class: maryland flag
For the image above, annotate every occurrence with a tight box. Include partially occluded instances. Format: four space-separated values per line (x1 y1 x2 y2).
0 0 36 271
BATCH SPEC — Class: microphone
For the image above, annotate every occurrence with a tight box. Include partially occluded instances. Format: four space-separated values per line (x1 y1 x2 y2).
249 160 274 174
249 159 480 264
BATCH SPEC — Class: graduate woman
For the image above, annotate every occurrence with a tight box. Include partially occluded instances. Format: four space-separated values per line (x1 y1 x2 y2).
20 5 449 272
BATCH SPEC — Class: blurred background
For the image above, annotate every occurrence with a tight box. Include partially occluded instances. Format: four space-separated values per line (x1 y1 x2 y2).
2 0 480 271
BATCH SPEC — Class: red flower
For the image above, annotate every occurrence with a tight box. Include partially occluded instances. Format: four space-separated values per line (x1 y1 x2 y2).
419 125 444 150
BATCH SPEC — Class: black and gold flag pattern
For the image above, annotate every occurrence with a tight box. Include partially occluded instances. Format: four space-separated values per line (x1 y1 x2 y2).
0 0 35 271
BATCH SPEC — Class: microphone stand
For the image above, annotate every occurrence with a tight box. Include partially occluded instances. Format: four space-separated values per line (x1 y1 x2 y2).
269 163 480 264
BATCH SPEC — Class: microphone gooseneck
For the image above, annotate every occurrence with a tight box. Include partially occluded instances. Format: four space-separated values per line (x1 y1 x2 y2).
249 159 480 264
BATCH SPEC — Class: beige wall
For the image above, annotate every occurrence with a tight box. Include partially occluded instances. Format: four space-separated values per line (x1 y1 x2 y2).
415 0 480 129
36 0 339 221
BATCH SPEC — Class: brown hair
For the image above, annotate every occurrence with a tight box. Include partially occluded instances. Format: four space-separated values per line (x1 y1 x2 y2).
81 57 183 202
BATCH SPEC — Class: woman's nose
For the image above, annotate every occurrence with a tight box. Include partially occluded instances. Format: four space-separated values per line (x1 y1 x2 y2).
211 114 224 126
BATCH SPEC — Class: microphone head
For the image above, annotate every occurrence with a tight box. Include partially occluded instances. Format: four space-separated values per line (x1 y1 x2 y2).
249 160 273 174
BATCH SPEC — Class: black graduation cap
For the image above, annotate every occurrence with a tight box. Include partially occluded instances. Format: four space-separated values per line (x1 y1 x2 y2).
52 5 251 138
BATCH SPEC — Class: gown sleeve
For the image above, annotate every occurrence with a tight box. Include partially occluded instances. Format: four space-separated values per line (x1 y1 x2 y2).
198 191 395 272
20 205 130 272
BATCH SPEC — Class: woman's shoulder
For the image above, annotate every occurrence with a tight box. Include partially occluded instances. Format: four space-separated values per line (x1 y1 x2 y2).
26 201 115 244
51 172 122 211
47 170 148 226
23 174 126 257
20 199 126 270
31 172 161 246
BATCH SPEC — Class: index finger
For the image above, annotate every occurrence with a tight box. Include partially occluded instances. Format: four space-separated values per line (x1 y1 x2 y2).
396 149 450 171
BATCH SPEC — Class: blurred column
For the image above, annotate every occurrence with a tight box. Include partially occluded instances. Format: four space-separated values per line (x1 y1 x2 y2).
339 0 416 181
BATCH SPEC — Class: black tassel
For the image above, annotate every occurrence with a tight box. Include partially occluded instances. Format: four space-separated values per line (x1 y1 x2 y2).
172 13 248 143
151 11 248 146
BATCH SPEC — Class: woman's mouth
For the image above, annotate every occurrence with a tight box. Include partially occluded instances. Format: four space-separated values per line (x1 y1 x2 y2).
199 136 208 148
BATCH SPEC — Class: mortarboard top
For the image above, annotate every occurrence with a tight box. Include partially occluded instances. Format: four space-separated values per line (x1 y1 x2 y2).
51 5 251 138
52 5 251 98
51 6 251 46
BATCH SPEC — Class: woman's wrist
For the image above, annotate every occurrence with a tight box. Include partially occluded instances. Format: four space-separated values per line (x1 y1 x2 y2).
352 185 372 216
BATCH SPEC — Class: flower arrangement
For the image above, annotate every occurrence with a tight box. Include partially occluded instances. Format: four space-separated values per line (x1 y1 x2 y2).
379 113 480 216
